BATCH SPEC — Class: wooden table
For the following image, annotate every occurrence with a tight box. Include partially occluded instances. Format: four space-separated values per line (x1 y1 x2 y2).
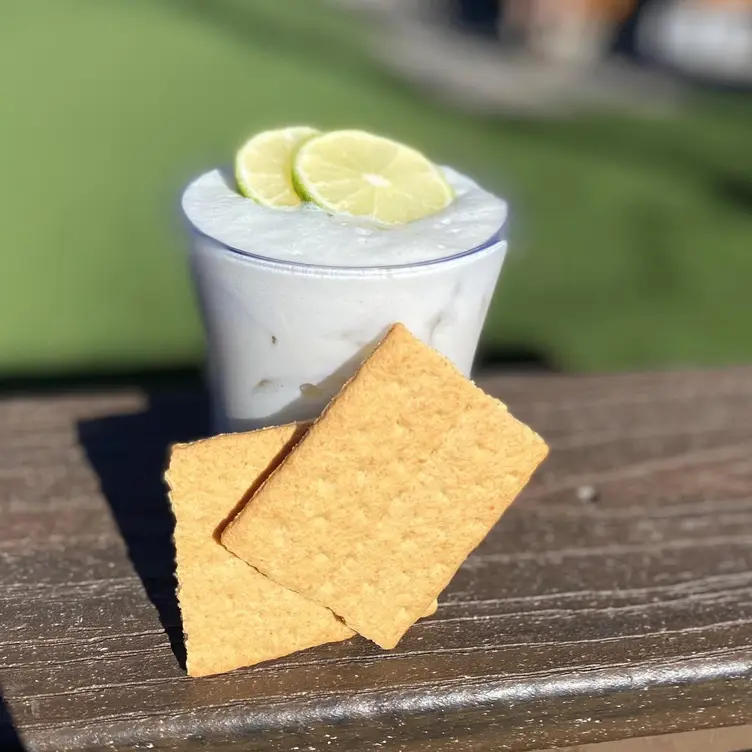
2 369 752 752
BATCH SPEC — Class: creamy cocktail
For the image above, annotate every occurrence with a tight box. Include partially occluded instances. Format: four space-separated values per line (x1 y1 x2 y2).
182 129 508 432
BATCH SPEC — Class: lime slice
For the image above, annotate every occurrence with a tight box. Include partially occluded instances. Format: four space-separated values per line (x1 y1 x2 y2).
293 130 454 225
235 126 320 208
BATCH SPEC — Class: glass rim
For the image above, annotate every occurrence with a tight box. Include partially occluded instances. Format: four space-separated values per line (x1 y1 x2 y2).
180 177 508 274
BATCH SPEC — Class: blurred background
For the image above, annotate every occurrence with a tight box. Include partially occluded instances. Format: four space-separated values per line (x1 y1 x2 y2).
2 0 751 380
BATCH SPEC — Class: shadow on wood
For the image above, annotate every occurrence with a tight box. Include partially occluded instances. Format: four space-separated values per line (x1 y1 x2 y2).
474 343 557 373
0 689 25 751
76 391 210 671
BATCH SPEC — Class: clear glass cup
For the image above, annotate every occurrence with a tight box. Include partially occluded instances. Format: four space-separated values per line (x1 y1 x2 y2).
183 190 508 434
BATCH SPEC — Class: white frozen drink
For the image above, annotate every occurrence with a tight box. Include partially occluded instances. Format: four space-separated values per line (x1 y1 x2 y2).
182 161 508 432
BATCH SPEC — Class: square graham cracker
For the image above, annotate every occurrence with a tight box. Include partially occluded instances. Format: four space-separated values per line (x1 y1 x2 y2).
165 424 353 677
221 323 549 649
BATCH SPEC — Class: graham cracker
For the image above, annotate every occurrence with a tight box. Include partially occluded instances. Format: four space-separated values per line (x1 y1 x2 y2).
166 422 438 676
221 323 548 649
165 424 353 677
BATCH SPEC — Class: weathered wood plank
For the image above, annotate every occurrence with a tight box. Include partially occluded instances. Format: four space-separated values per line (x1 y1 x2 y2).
1 370 751 751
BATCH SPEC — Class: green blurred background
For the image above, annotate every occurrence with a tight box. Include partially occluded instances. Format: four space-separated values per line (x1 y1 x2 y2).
2 0 751 376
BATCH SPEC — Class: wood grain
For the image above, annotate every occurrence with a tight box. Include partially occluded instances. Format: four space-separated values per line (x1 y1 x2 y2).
1 369 752 751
